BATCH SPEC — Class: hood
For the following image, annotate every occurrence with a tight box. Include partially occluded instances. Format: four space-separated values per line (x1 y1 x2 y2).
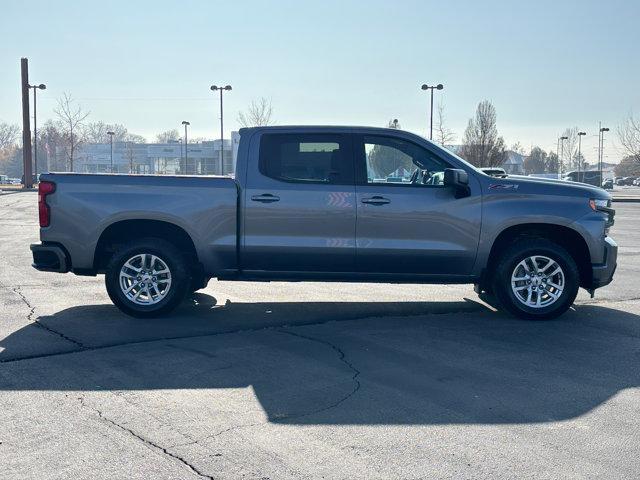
481 174 611 200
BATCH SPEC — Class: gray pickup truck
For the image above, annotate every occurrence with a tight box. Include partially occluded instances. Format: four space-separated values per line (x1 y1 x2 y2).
31 126 617 319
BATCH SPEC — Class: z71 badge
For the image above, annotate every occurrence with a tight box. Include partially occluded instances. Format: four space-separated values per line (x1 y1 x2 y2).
489 184 519 191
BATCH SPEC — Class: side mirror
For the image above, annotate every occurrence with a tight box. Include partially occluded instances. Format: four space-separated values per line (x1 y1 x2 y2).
444 168 470 198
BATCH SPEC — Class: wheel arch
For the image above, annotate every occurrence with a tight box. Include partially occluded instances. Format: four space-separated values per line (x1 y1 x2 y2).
484 223 592 289
93 219 200 273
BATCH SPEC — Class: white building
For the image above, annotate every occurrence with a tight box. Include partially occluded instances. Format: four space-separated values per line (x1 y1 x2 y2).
63 132 240 175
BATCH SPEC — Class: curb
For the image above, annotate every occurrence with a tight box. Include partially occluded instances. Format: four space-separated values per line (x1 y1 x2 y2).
612 198 640 203
0 189 37 195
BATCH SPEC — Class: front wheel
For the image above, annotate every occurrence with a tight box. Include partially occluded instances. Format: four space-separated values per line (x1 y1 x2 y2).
491 238 580 320
105 238 190 318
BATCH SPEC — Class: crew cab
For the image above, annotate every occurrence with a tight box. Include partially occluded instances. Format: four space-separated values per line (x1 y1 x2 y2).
31 126 617 319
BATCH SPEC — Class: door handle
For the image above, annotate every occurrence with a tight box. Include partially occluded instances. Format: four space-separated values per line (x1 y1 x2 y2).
361 196 390 205
251 193 280 203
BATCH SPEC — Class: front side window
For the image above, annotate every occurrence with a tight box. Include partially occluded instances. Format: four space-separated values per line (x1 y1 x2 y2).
259 134 351 184
363 135 449 186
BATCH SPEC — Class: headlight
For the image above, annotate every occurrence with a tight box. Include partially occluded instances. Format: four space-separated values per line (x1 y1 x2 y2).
589 198 610 211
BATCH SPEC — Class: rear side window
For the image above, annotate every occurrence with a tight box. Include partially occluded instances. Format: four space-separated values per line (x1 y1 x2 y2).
259 133 352 184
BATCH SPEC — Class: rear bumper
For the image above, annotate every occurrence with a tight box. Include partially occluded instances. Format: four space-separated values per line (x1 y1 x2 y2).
590 236 617 289
30 243 70 273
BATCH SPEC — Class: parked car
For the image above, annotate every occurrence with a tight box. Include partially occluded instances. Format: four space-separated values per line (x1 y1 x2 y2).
564 170 602 187
617 177 634 186
31 126 617 320
601 178 614 190
479 167 508 178
633 177 640 186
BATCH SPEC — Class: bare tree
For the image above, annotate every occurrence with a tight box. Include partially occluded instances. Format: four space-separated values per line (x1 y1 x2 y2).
125 142 137 173
155 129 180 143
618 114 640 161
458 100 506 168
560 127 579 171
54 93 90 171
0 122 21 176
434 103 456 147
0 122 20 151
237 97 274 127
510 142 526 155
37 120 64 171
84 121 146 144
523 146 548 174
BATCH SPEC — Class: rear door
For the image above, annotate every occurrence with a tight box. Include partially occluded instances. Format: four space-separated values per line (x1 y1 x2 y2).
242 131 356 272
354 133 481 275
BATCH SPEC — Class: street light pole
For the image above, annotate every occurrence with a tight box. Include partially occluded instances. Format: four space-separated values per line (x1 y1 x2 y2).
559 136 568 178
181 121 190 174
556 137 561 175
29 83 46 180
107 131 115 173
210 85 232 175
420 83 444 140
599 125 609 186
577 131 586 177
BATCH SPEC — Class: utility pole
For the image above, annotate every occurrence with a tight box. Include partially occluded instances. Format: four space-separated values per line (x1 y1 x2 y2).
21 58 33 188
210 85 232 174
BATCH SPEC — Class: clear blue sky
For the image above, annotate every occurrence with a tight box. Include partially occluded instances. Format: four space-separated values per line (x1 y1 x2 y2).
1 0 639 163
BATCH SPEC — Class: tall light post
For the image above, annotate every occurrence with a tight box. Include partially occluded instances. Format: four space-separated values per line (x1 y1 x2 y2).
28 83 46 179
420 83 443 140
107 131 115 173
181 121 190 174
559 135 568 177
577 131 586 176
599 125 609 186
210 85 232 174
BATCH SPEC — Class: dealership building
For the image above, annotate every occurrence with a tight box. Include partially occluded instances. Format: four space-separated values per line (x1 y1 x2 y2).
64 132 240 175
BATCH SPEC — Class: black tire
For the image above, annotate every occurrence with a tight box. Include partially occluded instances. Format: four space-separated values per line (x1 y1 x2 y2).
105 237 190 318
491 238 579 320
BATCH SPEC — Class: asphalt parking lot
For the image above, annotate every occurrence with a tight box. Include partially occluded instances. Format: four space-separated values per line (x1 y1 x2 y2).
1 192 639 479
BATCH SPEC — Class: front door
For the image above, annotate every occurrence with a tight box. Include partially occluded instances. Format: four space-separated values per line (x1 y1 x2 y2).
242 131 356 272
354 134 481 276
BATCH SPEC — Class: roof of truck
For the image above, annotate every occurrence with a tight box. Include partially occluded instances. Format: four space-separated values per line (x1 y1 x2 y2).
239 125 422 135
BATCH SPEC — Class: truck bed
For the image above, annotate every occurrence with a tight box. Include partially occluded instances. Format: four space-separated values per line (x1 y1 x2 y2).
39 172 239 274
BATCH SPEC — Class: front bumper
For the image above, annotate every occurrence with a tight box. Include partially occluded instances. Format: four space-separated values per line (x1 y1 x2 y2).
590 236 617 289
30 243 70 273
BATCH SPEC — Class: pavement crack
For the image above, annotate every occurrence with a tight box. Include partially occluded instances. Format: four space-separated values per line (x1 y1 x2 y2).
0 305 482 364
175 330 362 446
78 395 214 480
276 329 362 419
9 286 86 351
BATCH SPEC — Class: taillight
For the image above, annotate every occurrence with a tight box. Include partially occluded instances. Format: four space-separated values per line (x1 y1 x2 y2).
38 181 55 227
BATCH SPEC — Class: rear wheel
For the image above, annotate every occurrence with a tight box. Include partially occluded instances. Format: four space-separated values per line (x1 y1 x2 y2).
491 238 579 320
105 238 190 318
